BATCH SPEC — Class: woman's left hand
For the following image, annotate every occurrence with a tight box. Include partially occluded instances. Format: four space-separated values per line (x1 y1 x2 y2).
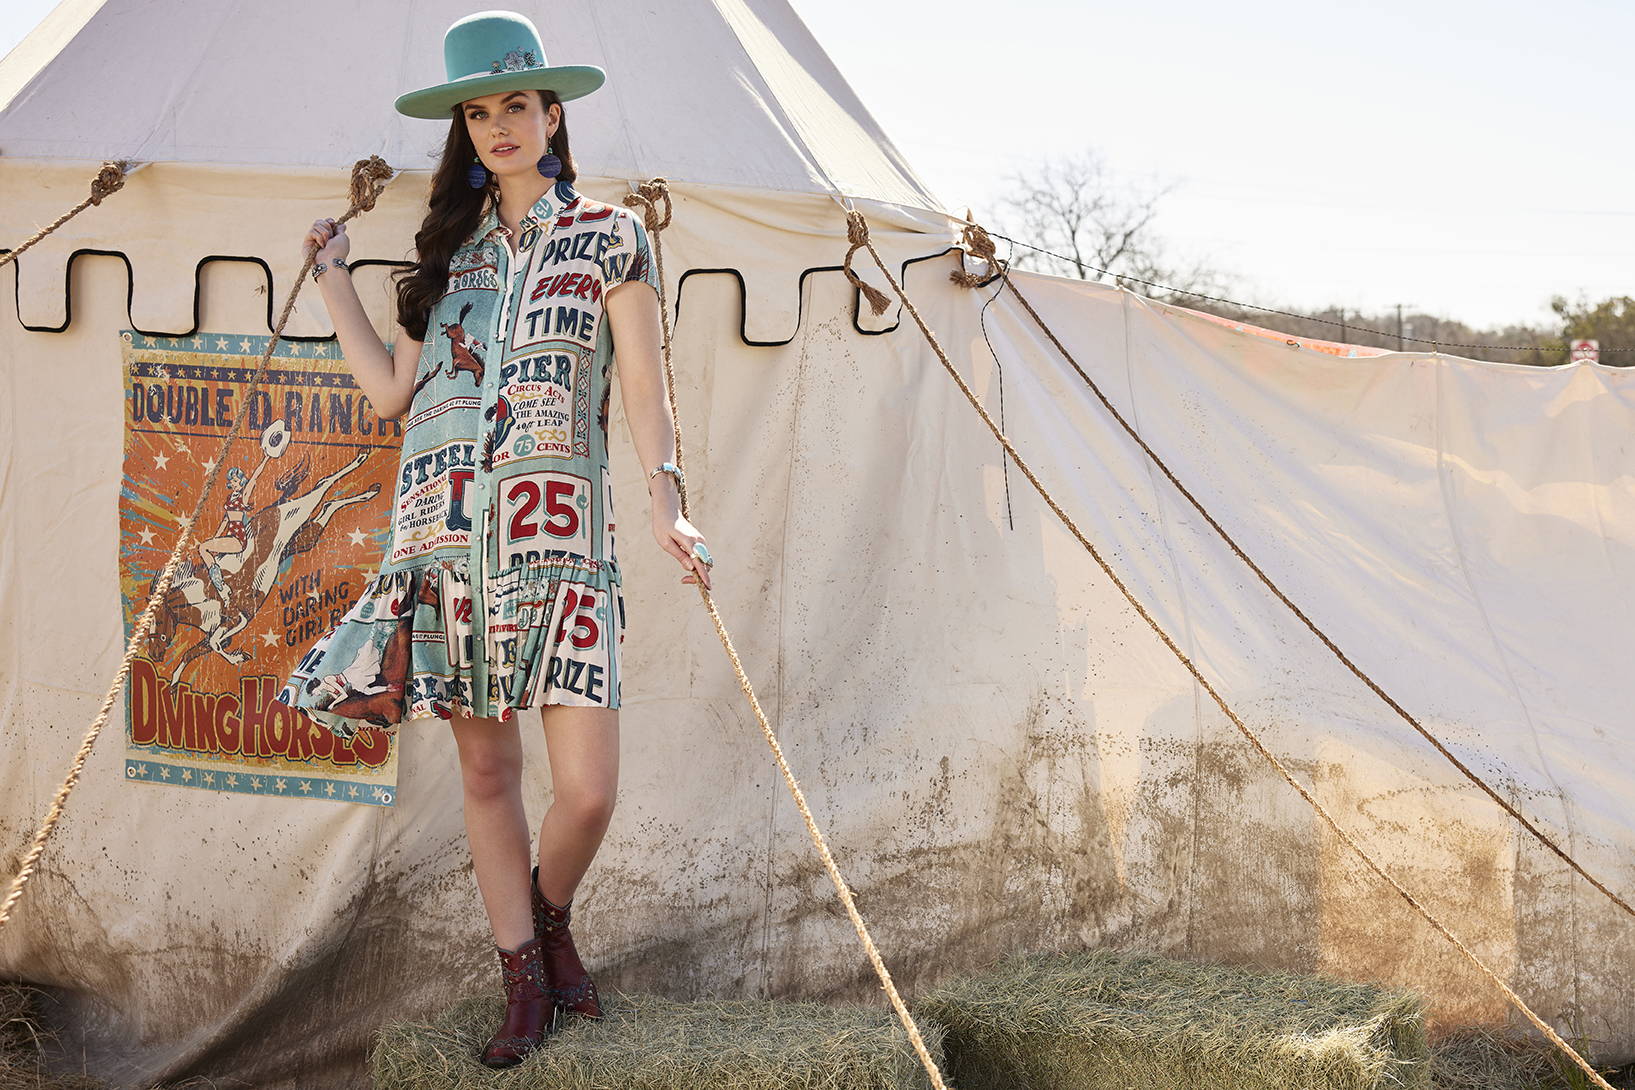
653 508 713 591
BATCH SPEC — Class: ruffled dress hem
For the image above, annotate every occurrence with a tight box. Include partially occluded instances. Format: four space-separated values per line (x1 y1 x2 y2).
274 551 624 742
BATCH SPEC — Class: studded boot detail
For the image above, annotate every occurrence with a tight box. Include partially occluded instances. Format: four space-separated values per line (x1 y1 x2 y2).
479 933 556 1068
531 864 603 1020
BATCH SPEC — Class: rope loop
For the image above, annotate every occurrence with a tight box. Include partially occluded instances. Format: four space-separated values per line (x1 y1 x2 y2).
621 177 673 233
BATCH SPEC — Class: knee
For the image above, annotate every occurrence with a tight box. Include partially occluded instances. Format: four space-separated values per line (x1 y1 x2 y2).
458 747 522 801
553 786 616 830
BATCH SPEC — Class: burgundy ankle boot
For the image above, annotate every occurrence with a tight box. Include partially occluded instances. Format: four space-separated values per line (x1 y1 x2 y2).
479 933 556 1068
531 864 603 1021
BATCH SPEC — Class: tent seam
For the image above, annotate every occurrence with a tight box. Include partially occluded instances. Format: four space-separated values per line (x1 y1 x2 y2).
581 3 643 179
709 0 841 199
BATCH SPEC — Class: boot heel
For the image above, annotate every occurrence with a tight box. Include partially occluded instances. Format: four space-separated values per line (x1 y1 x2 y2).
532 864 603 1021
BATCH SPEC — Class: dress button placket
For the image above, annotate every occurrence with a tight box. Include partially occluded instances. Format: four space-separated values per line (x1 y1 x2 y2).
468 191 554 719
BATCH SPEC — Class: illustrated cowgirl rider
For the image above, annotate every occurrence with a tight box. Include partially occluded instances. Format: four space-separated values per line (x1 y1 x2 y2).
197 461 264 621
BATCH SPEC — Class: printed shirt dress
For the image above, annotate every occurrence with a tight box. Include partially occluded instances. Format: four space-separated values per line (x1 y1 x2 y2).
275 176 660 740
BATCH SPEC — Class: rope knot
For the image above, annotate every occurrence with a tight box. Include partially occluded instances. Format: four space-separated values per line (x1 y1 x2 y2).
346 155 395 215
88 160 131 206
840 209 892 316
950 220 1005 288
845 209 870 247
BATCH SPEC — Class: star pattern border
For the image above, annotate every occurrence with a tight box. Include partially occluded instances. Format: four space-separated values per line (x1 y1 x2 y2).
125 758 395 807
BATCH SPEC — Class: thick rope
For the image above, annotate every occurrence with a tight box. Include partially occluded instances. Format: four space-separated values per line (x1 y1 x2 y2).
0 160 136 269
622 179 951 1090
842 207 1614 1090
944 219 1632 924
0 156 399 935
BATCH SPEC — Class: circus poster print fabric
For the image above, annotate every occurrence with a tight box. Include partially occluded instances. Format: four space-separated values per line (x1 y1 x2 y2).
274 177 657 737
118 329 402 806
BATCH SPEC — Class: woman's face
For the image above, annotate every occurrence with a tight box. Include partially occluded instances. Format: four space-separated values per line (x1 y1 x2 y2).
462 90 559 178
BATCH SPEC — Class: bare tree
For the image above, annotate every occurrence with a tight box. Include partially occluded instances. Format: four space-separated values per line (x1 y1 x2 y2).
983 146 1579 365
987 147 1235 302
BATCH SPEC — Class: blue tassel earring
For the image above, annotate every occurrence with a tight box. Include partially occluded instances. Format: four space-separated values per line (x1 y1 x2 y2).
466 154 489 189
536 139 561 179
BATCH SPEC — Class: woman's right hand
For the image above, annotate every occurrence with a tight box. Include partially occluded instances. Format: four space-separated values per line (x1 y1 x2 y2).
303 217 350 264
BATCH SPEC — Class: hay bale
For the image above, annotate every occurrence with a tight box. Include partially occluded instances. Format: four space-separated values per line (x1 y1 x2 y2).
0 982 105 1090
371 987 948 1089
912 948 1429 1090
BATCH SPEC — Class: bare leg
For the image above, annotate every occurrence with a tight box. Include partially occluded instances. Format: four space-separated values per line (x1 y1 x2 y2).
197 535 242 568
535 704 620 905
450 713 533 949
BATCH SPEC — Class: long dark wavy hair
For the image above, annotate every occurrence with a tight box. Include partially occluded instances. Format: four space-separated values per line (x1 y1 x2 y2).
392 88 579 341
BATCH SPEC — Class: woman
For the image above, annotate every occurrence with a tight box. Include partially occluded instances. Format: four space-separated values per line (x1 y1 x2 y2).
275 10 714 1068
198 462 262 622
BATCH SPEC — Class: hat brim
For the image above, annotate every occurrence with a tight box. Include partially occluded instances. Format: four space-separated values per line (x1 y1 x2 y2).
394 64 606 119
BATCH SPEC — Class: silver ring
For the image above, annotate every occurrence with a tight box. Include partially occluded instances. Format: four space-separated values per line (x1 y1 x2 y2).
691 542 713 567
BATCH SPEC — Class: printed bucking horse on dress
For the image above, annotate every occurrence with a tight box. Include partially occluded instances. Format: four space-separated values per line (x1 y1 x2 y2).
410 299 488 400
144 421 380 684
296 570 453 731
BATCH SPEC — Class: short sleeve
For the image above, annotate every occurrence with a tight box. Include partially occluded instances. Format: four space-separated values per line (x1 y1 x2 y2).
605 209 661 295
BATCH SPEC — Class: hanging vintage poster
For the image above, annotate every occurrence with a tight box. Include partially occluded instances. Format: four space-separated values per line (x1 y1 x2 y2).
118 329 405 806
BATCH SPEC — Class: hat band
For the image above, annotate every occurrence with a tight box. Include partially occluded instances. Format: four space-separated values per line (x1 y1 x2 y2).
445 49 556 85
485 47 539 75
441 46 542 84
448 67 543 85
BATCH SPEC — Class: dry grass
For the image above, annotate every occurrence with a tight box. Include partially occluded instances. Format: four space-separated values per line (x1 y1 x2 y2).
5 970 1629 1090
0 983 103 1090
0 982 232 1090
911 947 1431 1090
1428 1025 1634 1090
370 987 947 1089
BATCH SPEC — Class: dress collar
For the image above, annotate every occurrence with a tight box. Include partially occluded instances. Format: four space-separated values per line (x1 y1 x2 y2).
473 176 579 247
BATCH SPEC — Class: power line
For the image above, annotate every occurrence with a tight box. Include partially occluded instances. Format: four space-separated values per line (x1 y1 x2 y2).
972 226 1632 355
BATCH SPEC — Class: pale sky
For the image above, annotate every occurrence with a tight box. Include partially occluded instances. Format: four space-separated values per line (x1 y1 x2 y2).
789 0 1635 331
5 0 1627 331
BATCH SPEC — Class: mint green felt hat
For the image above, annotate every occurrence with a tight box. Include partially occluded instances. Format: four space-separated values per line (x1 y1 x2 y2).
394 10 606 120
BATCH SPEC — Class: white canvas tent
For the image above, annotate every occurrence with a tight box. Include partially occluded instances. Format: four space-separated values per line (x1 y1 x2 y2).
2 1 1632 1087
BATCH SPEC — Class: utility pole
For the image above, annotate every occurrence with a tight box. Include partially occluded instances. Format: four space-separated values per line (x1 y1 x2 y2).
1396 303 1404 351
